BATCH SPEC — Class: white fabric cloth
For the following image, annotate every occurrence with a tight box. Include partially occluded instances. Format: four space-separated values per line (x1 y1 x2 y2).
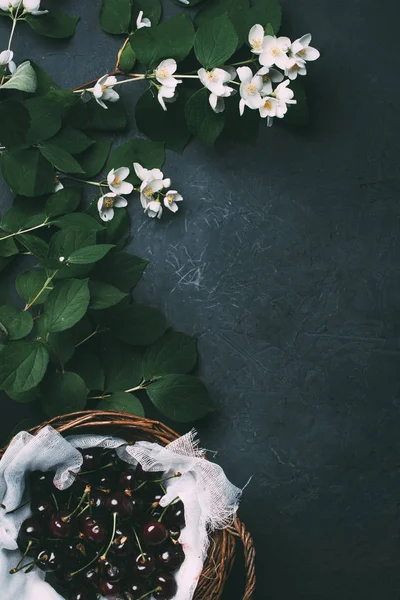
0 426 242 600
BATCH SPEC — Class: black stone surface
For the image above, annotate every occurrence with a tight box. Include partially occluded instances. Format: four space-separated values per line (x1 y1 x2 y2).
1 1 400 599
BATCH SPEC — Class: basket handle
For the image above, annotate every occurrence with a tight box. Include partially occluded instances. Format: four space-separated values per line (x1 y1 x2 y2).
227 516 256 600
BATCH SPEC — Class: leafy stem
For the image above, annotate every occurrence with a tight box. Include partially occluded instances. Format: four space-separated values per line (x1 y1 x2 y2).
24 271 58 311
0 220 51 241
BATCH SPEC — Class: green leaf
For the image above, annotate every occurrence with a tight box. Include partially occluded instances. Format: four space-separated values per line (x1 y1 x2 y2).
107 139 165 186
42 279 90 333
45 187 81 218
44 330 76 366
283 79 309 127
76 139 112 178
0 148 55 197
0 305 33 340
118 39 136 73
103 304 168 346
195 0 250 46
68 244 114 265
101 207 130 250
7 387 39 403
16 270 54 306
0 341 49 393
185 87 225 145
143 331 197 379
24 97 63 144
67 349 105 391
147 374 213 422
18 234 49 259
0 196 47 232
48 128 94 154
194 13 238 69
97 392 144 416
97 337 143 392
249 0 282 33
47 226 96 264
100 0 132 34
26 10 79 39
72 101 127 133
92 251 148 292
130 13 195 67
135 88 192 154
39 143 85 174
0 100 30 149
1 61 37 92
0 232 18 258
40 371 87 418
89 281 128 310
132 0 162 25
53 213 104 232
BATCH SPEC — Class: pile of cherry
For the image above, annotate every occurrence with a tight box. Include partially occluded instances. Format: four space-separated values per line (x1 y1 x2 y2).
12 446 186 600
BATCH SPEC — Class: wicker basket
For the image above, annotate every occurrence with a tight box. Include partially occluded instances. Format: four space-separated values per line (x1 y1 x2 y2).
0 410 256 600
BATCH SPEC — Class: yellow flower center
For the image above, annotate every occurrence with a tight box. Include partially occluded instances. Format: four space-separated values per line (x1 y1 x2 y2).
113 176 121 186
271 46 280 57
157 66 169 79
298 49 307 56
143 186 154 199
207 71 218 82
292 64 300 71
262 74 270 83
166 194 174 205
101 85 109 93
252 38 262 50
264 99 273 110
103 197 115 209
246 83 257 95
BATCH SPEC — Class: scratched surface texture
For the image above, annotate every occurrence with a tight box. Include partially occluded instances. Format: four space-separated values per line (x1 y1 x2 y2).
1 0 400 598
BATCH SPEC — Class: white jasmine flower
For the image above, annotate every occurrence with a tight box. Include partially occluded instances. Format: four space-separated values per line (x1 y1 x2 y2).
164 190 182 214
274 79 296 115
176 0 189 4
237 66 263 115
198 67 236 113
107 167 133 195
0 0 21 11
93 74 119 110
0 50 16 74
136 10 151 29
209 93 227 114
97 192 127 222
286 33 320 80
259 96 279 119
140 177 170 210
22 0 48 15
248 24 265 55
157 84 178 111
259 35 292 70
54 177 64 192
256 66 283 95
146 199 163 219
155 59 181 88
133 162 164 183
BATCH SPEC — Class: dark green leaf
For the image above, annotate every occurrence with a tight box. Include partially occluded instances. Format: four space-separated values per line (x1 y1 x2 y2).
1 61 37 92
53 213 104 232
0 196 47 232
97 337 143 392
25 97 63 144
40 371 87 418
118 39 136 72
0 341 49 393
185 87 225 145
0 148 55 197
0 100 30 149
103 304 168 346
135 88 192 153
195 0 250 46
0 232 18 258
0 305 33 340
147 374 213 422
249 0 282 34
101 207 130 250
44 330 76 366
39 143 85 174
92 251 148 292
47 226 96 264
132 0 162 25
68 244 114 265
45 187 82 218
42 278 90 333
48 128 94 154
97 392 144 416
89 281 128 310
76 139 112 178
194 13 238 69
16 270 54 306
26 10 79 39
76 101 127 133
130 13 195 67
7 387 39 403
143 331 197 379
18 234 49 259
67 349 105 390
107 139 165 186
100 0 132 34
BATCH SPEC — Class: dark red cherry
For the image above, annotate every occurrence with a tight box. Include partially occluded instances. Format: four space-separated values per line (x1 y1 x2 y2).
133 552 155 578
92 471 118 490
142 521 168 546
153 571 178 599
100 558 126 582
37 548 61 572
102 449 124 469
98 579 121 597
29 470 55 496
17 517 43 554
81 517 108 544
78 447 103 471
163 501 185 529
110 527 134 558
157 544 185 570
118 468 136 490
105 492 135 519
49 511 74 538
68 587 97 600
89 491 108 517
31 497 54 519
124 580 149 599
142 483 164 506
80 566 100 588
64 540 90 569
136 464 164 481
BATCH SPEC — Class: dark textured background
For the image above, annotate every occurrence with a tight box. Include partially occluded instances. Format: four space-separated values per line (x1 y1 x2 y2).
1 1 400 598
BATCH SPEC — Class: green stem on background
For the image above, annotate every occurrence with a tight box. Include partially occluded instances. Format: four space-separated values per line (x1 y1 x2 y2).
75 327 101 348
0 221 50 242
99 512 118 561
24 271 58 311
158 496 180 522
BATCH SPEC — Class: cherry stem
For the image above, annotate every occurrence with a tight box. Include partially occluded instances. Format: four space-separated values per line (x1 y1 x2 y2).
9 540 32 573
63 485 91 521
132 526 145 561
51 493 59 511
158 496 180 523
73 462 113 476
24 554 48 573
137 587 162 600
77 503 90 519
67 545 106 579
134 472 182 492
99 511 118 562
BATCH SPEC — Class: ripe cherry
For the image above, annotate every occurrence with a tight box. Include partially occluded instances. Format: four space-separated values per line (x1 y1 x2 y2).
37 548 62 572
68 587 97 600
80 566 100 588
133 552 155 578
105 492 135 519
124 580 149 599
81 516 108 544
98 579 121 597
31 497 54 519
29 471 55 497
17 517 43 554
142 483 164 506
163 501 185 529
157 544 185 571
118 468 136 490
89 491 107 517
78 447 103 471
100 558 126 582
142 521 168 546
109 527 134 558
153 571 178 599
49 511 74 538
